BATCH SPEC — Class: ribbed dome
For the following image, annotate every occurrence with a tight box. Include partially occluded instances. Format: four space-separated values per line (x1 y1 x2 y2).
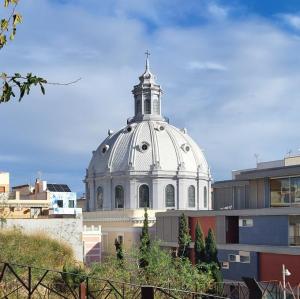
88 120 209 176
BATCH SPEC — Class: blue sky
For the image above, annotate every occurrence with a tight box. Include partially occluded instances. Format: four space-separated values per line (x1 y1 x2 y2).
2 0 300 194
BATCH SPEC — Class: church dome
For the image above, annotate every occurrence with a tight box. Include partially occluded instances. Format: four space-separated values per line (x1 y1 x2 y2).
85 53 211 211
88 121 209 175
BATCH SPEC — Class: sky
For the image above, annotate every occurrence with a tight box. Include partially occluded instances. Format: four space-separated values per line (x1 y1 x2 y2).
1 0 300 194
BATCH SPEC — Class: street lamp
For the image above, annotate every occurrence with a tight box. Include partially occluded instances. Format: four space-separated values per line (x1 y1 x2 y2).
282 264 291 299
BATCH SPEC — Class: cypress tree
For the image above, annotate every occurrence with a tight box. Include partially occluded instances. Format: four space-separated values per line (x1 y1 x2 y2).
194 222 206 265
139 208 151 268
114 238 124 262
205 228 223 283
178 213 191 258
205 228 218 263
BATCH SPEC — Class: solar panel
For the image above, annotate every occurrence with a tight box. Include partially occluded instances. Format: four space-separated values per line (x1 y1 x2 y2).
47 184 71 192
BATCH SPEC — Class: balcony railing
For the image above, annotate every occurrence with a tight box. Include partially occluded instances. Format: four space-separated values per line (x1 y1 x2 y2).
289 236 300 246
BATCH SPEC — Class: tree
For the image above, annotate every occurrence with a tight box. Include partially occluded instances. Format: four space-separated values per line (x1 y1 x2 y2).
194 222 206 265
205 228 218 263
114 238 124 262
205 228 222 283
139 208 150 268
178 213 191 258
0 0 80 103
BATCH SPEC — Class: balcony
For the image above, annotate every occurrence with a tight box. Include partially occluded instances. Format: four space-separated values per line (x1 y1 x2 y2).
289 236 300 246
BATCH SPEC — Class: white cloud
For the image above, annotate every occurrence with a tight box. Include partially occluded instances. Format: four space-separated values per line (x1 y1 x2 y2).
206 2 229 20
187 61 227 71
278 13 300 30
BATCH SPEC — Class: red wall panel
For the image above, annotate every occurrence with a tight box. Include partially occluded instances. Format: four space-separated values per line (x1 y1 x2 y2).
260 253 300 286
189 216 216 241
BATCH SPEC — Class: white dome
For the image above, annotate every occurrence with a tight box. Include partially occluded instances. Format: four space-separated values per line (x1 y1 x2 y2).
88 120 209 176
85 55 212 211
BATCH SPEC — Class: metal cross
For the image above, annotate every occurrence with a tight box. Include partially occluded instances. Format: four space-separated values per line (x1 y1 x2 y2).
145 50 150 59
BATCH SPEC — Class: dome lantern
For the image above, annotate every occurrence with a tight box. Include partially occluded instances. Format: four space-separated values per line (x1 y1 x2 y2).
131 51 164 122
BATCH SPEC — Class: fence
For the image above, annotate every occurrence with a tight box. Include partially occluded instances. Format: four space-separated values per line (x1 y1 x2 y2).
214 280 300 299
0 262 229 299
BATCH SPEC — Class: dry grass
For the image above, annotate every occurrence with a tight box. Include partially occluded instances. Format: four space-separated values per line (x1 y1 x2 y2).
0 228 74 270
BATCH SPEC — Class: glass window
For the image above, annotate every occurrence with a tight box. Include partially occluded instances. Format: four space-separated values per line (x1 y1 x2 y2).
204 186 208 208
57 200 63 208
290 177 300 203
139 184 150 208
96 186 103 210
188 185 195 207
68 200 74 208
115 185 124 209
165 184 175 208
144 99 151 114
136 99 141 114
153 99 160 114
270 178 290 206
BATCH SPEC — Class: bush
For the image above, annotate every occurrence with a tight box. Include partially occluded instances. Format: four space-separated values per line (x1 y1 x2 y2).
89 242 213 294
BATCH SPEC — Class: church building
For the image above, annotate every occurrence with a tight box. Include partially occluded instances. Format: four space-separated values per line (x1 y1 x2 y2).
83 54 212 262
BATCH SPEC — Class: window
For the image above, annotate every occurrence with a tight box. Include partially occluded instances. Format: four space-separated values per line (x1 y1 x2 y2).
188 185 195 207
139 184 150 208
239 218 253 227
153 98 160 114
57 200 63 208
68 200 75 208
96 186 103 210
270 178 290 206
165 184 175 208
204 186 208 208
136 99 141 114
115 185 124 209
290 177 300 203
144 99 151 114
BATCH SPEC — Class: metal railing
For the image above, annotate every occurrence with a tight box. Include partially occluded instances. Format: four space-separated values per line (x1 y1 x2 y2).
289 236 300 246
0 262 229 299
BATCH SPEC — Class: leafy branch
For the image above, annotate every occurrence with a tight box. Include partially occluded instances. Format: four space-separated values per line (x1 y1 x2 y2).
0 0 22 48
0 73 81 103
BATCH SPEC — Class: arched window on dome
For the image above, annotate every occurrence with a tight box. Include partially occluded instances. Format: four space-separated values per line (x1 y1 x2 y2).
153 98 160 114
139 184 150 208
188 185 195 208
136 99 141 114
96 186 103 210
204 186 208 208
165 184 175 208
115 185 124 209
144 99 151 114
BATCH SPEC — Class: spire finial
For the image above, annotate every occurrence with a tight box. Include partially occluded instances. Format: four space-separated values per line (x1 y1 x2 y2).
145 50 150 71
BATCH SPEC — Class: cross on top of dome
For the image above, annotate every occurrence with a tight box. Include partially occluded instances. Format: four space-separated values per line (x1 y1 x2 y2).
139 50 156 83
145 50 150 71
